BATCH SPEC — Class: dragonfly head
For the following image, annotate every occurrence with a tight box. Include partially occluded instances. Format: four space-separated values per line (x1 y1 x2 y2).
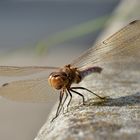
48 72 69 90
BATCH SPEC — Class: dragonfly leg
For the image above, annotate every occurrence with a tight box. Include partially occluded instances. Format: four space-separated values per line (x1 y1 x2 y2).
71 86 105 99
59 90 68 114
70 89 86 105
51 90 64 122
67 90 73 111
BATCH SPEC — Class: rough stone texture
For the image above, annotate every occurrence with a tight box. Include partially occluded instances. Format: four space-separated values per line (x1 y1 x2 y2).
35 59 140 140
35 1 140 140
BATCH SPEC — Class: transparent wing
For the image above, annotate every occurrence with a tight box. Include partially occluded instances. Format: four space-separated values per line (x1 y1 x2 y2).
0 77 55 102
0 66 59 76
71 20 140 70
70 20 140 96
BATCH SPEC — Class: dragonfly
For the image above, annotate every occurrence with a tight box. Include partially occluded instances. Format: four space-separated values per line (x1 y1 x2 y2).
0 20 139 121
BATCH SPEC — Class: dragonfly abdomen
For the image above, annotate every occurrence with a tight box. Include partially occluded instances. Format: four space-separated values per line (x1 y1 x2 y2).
80 66 102 79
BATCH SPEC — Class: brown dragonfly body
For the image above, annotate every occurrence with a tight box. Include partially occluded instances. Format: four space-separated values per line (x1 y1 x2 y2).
48 64 102 90
0 20 139 121
48 64 103 120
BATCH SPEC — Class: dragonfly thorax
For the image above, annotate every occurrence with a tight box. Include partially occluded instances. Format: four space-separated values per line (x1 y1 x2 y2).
48 65 82 90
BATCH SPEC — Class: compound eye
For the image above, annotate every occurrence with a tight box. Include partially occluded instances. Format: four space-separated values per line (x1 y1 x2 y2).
48 75 64 90
54 76 63 89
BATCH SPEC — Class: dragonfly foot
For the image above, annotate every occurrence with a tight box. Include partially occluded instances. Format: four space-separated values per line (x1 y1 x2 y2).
51 115 58 122
83 101 86 105
99 96 109 100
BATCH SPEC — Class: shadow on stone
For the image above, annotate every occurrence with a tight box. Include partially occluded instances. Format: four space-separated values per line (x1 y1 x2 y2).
87 92 140 107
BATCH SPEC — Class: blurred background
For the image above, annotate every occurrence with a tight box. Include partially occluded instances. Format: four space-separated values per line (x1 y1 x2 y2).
0 0 120 140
